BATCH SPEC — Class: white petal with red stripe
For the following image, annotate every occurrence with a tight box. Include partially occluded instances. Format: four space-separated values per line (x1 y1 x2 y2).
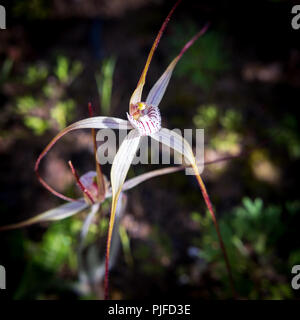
127 105 161 136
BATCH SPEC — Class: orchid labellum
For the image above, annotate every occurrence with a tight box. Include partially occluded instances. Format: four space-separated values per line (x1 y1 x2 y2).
1 0 235 299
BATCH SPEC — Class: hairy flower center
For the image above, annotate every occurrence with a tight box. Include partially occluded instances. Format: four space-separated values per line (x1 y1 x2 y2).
127 102 161 136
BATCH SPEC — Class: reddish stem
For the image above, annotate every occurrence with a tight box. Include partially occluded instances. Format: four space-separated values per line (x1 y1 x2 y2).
88 102 106 201
192 164 236 298
68 160 95 204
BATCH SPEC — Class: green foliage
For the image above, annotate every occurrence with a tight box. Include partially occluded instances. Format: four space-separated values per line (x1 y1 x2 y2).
0 59 13 85
119 224 133 266
96 57 116 115
270 113 300 159
13 216 83 299
16 96 38 113
24 116 49 135
13 56 82 135
193 104 219 129
55 56 83 84
50 100 75 129
24 64 48 85
169 22 230 90
28 217 82 272
193 105 243 153
193 105 242 131
191 198 300 299
13 0 50 20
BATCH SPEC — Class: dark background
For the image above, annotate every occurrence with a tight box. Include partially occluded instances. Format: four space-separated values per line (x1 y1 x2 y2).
0 0 300 299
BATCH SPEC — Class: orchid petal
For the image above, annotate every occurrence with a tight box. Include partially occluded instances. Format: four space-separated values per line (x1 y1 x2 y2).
78 194 126 290
151 127 235 293
129 0 182 108
151 128 196 166
35 116 132 202
122 166 181 192
146 23 209 108
78 203 100 251
126 105 161 136
0 199 88 231
105 154 238 196
104 129 141 298
111 129 141 197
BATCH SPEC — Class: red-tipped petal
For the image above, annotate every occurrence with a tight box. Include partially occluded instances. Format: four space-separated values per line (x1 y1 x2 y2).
146 23 209 108
129 0 182 108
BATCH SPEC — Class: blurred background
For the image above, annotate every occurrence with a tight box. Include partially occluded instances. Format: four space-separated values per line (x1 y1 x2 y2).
1 0 300 300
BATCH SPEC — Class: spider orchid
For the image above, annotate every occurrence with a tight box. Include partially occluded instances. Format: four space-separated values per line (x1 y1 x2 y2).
1 0 235 298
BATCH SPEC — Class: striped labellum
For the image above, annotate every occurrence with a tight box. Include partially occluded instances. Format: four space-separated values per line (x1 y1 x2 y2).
127 102 161 136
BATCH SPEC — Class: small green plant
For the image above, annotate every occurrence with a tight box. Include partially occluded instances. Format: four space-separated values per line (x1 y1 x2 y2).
191 198 300 299
194 105 243 153
96 57 116 116
14 56 82 135
270 113 300 159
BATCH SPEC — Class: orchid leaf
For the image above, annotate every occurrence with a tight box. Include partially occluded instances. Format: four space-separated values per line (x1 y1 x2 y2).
129 0 182 108
0 199 88 231
146 23 209 108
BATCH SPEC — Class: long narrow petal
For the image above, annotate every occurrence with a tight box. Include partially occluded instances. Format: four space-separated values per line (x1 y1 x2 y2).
151 128 196 165
78 203 100 251
104 129 141 299
146 23 209 108
78 194 126 291
88 103 106 201
104 154 240 197
35 116 132 202
0 199 88 231
151 127 235 295
129 0 182 108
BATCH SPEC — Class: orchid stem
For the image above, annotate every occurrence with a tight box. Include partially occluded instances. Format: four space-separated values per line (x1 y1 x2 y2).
68 160 95 204
88 102 106 201
104 193 119 300
192 164 236 298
